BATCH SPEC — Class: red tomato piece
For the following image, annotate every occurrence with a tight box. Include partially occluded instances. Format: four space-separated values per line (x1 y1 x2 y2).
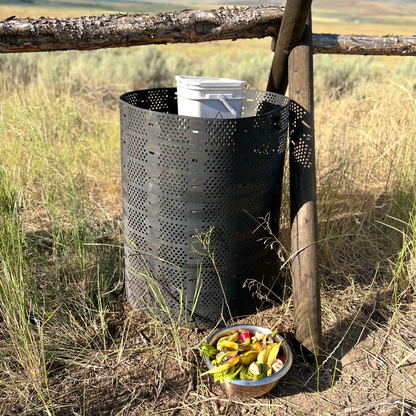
240 332 250 342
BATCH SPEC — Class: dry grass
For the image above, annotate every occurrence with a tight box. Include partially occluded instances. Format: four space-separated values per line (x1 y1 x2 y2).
0 2 416 414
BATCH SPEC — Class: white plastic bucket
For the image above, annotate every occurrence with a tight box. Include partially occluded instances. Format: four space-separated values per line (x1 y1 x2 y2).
175 76 247 119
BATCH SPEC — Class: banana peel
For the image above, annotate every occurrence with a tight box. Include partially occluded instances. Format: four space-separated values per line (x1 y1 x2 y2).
214 364 235 383
216 348 238 363
201 356 240 376
266 340 283 376
257 344 273 364
250 340 262 352
240 350 259 366
219 340 238 351
239 365 251 380
237 338 251 351
216 332 238 350
214 362 245 383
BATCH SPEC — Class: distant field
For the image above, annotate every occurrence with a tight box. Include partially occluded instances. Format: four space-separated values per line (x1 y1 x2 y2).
0 3 192 18
312 18 416 36
312 0 416 35
0 0 219 17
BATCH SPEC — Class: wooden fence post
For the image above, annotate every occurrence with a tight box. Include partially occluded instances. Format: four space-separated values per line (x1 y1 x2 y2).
288 12 322 363
266 0 312 95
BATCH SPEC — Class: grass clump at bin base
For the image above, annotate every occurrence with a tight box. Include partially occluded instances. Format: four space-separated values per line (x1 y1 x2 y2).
0 47 416 414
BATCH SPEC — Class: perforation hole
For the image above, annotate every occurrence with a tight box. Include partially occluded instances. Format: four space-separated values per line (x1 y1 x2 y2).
158 116 190 144
127 161 147 187
202 201 234 222
126 233 147 252
158 220 187 244
127 185 147 212
158 143 189 171
205 120 238 146
127 133 147 162
248 168 271 192
203 177 234 199
245 194 268 215
195 286 235 312
157 264 187 293
125 255 148 297
204 148 237 173
149 89 170 112
276 131 288 155
290 102 313 168
210 250 234 267
159 196 188 221
199 270 231 291
158 172 188 197
127 112 147 136
159 244 187 267
127 206 148 235
254 141 273 156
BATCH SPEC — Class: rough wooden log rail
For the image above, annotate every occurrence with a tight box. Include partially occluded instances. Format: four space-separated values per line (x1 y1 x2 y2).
0 8 415 55
0 6 285 53
313 33 416 56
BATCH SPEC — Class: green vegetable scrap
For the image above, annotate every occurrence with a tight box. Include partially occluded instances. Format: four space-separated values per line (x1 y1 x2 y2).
199 343 219 360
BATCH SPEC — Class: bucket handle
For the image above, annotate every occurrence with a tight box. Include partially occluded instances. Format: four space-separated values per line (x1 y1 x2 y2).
217 94 238 119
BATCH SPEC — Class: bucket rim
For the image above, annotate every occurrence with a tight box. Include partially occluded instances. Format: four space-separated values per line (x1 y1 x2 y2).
175 75 247 89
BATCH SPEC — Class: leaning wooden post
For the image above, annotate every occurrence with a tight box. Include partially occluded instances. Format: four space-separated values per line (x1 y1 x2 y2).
266 0 313 95
288 12 322 363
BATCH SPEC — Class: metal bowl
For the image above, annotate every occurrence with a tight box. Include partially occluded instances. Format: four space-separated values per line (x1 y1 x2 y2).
202 324 293 398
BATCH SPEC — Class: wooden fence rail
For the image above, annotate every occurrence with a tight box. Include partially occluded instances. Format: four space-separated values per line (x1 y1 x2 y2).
1 7 415 55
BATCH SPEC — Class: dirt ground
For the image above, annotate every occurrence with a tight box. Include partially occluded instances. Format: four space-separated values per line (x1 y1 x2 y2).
7 293 412 416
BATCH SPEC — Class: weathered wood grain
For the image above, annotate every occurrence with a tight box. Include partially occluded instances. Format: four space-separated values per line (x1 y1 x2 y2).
289 13 322 364
0 7 284 53
314 33 416 56
1 9 415 55
266 0 313 94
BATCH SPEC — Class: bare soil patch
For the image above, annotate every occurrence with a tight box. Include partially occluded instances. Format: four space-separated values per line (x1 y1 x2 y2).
4 293 413 416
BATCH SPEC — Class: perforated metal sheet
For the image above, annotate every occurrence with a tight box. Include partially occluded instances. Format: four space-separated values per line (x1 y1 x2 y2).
120 88 290 328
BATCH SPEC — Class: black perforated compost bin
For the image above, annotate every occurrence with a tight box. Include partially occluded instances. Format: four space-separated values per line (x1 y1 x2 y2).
120 88 290 329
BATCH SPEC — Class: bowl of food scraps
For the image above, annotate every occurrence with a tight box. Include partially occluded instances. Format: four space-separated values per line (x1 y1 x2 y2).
199 324 293 398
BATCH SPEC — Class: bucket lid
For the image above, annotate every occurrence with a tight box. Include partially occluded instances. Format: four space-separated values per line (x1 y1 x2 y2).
176 75 246 89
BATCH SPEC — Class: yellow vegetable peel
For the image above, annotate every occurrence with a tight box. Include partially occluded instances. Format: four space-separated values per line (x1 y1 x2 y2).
257 344 273 364
217 332 238 349
201 356 240 376
266 340 283 376
250 341 262 352
219 341 238 351
240 350 259 366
